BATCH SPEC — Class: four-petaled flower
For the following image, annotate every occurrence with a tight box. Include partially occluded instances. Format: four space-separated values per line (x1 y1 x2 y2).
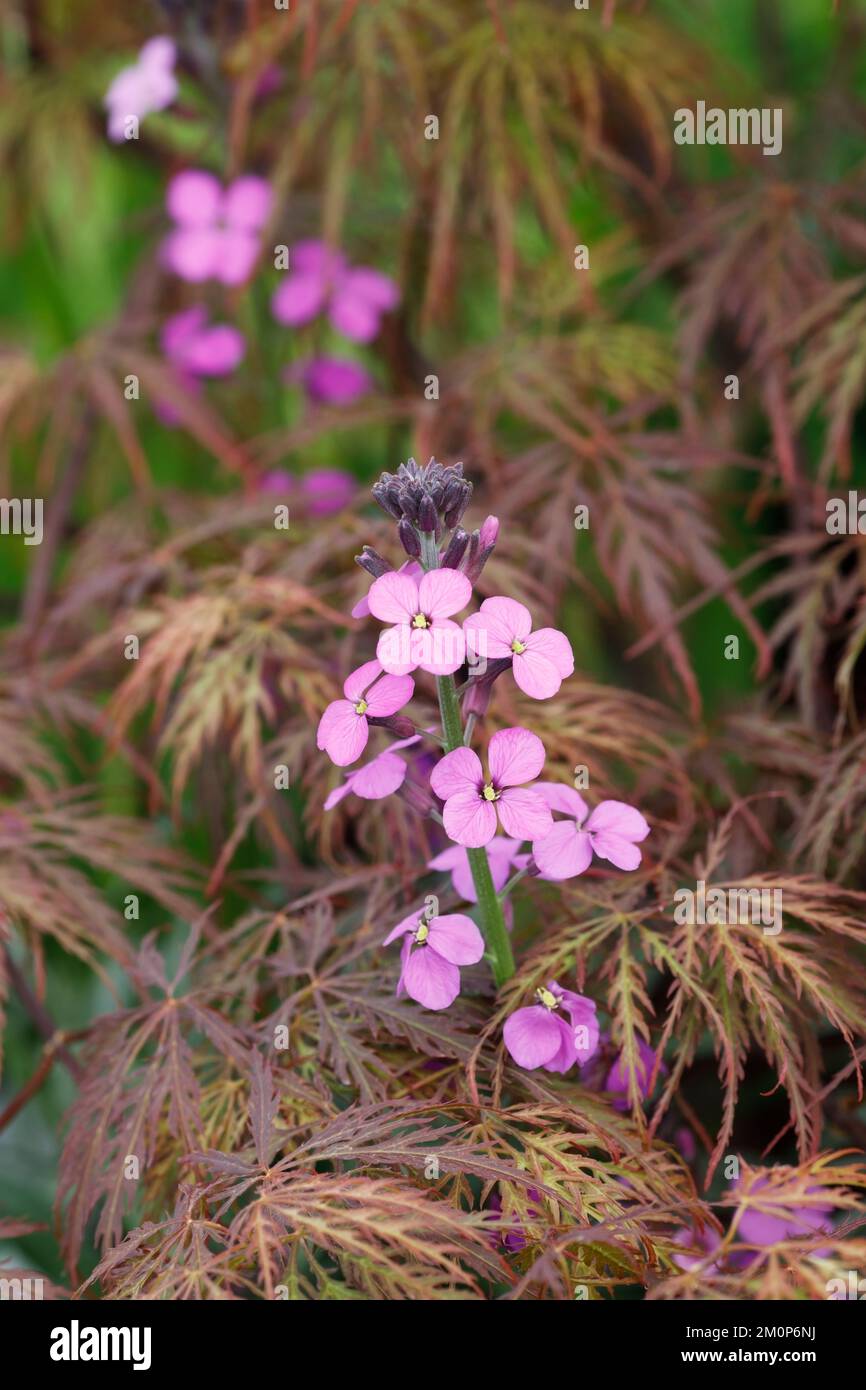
531 784 649 880
369 568 471 676
503 981 599 1073
431 728 554 847
161 306 245 378
383 910 484 1010
324 736 420 809
463 597 574 699
272 240 399 342
317 659 413 767
163 171 272 286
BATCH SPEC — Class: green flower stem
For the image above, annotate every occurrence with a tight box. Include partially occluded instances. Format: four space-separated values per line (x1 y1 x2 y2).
419 528 515 986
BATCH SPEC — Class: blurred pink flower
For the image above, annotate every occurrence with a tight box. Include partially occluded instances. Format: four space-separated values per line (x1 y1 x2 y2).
257 468 356 516
271 240 399 342
430 728 553 848
317 659 414 767
369 568 471 676
531 785 649 880
733 1175 834 1253
105 36 178 142
163 171 272 285
297 357 373 406
671 1225 722 1272
428 836 525 902
383 910 484 1010
503 982 599 1073
161 306 245 376
604 1038 664 1110
463 597 574 699
324 735 420 810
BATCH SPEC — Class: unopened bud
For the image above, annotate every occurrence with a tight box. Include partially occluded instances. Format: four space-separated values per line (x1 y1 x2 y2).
418 496 438 535
440 527 469 569
398 519 422 558
355 546 391 579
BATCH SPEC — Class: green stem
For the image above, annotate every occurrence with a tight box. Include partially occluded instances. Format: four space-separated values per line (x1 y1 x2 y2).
419 529 515 987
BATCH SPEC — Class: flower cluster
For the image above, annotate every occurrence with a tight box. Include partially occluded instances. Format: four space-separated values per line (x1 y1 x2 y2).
316 460 651 1083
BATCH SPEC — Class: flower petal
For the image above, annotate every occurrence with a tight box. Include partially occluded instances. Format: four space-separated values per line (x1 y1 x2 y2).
585 800 650 843
343 659 382 703
512 648 563 699
462 611 512 661
477 596 532 645
316 701 368 766
215 230 261 286
523 626 574 678
418 568 472 621
166 170 222 227
503 1007 564 1069
364 672 414 717
496 787 554 841
430 746 483 799
587 831 643 871
442 790 498 847
162 227 222 282
271 270 329 326
368 571 420 624
223 175 272 230
376 625 416 675
383 910 422 946
402 946 461 1010
411 620 465 674
532 821 593 880
427 913 485 965
488 726 546 787
534 782 588 821
349 751 407 800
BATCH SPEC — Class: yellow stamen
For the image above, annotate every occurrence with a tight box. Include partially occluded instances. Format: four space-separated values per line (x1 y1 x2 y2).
511 638 526 655
482 784 498 801
415 922 430 945
412 613 429 629
536 987 558 1010
354 699 368 714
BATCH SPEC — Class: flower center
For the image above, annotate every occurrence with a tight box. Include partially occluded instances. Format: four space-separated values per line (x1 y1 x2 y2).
415 921 430 945
481 783 499 802
511 638 526 654
412 612 429 629
536 987 558 1011
354 699 368 715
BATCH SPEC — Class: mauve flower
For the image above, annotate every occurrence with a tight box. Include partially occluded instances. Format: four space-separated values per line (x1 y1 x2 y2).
672 1225 723 1272
531 784 649 880
272 240 399 342
352 560 421 620
317 659 413 767
105 36 178 142
733 1175 834 1254
430 728 554 848
486 1187 543 1253
369 568 471 676
163 171 272 285
161 306 245 376
428 836 525 902
605 1038 664 1111
298 357 373 406
463 597 574 699
324 735 420 810
383 910 484 1010
503 982 599 1073
257 468 356 516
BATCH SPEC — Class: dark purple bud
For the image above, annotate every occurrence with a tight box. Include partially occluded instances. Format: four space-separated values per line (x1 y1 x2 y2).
399 483 422 524
418 496 438 535
461 657 511 716
355 546 391 578
398 777 435 816
440 527 469 569
372 478 403 519
368 714 416 738
398 519 421 558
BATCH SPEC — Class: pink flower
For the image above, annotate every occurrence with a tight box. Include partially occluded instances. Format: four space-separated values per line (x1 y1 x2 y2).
297 357 373 406
503 982 599 1073
163 171 272 286
352 561 421 620
732 1175 834 1254
463 597 574 699
257 468 356 516
324 736 420 809
271 240 399 342
383 910 484 1010
531 784 649 880
428 837 526 902
161 306 245 377
369 568 471 676
430 728 554 848
605 1038 664 1111
104 36 178 142
671 1226 723 1272
317 659 413 767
